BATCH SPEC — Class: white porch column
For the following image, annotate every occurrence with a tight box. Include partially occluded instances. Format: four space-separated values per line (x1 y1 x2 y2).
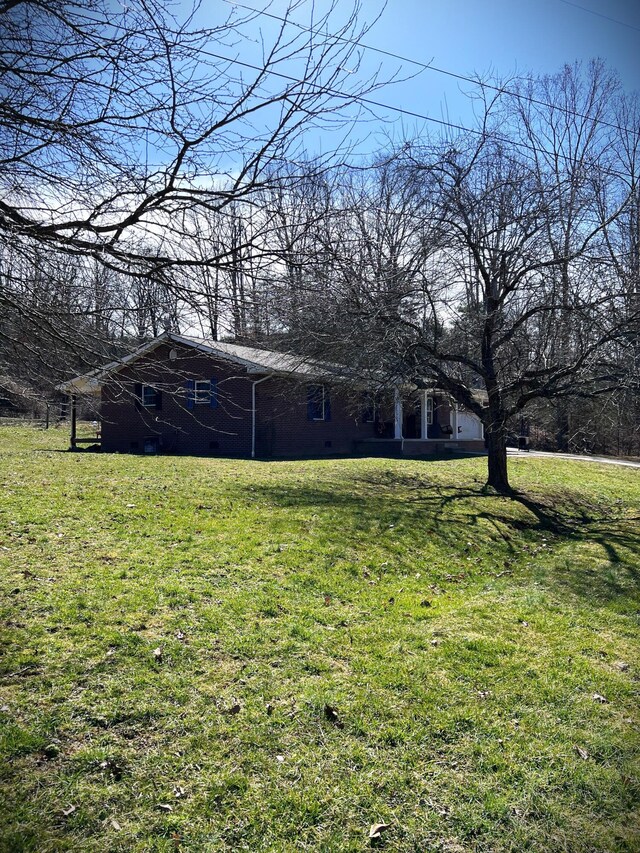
420 390 429 439
394 388 403 439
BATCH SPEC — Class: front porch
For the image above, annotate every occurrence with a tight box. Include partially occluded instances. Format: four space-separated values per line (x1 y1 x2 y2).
355 389 485 457
392 389 484 443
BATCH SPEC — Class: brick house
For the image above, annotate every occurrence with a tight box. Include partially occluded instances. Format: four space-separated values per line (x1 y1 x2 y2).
58 333 485 457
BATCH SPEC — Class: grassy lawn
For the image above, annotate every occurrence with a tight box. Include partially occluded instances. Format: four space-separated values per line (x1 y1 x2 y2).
1 426 639 852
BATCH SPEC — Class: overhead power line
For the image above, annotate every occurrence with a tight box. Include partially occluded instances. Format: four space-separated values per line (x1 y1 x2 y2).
555 0 640 33
199 46 636 182
223 0 640 138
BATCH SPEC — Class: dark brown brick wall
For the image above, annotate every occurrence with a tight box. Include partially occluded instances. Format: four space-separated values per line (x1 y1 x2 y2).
100 342 377 457
255 379 376 457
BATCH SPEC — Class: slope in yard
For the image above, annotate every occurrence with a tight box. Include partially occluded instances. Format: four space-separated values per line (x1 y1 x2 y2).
0 427 639 852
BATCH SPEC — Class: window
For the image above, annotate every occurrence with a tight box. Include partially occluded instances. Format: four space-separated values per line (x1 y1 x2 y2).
194 380 211 404
307 384 330 421
186 378 218 409
135 383 162 410
142 385 158 407
425 396 434 425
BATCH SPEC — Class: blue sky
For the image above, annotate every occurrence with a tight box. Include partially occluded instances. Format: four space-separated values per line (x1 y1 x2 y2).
374 0 640 88
368 0 640 124
194 0 640 159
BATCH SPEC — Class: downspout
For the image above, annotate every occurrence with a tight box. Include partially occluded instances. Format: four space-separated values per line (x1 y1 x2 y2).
251 374 272 459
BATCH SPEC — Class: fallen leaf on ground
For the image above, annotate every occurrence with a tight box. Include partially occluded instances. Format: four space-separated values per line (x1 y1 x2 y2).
173 786 186 799
62 805 76 817
592 693 608 703
614 661 629 672
110 818 122 831
157 803 173 812
369 822 390 839
575 746 589 760
152 647 163 662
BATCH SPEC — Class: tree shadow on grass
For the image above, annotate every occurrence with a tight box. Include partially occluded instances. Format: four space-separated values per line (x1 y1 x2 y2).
247 468 640 605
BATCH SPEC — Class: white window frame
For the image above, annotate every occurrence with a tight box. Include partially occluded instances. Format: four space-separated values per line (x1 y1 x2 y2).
194 380 211 405
425 395 434 425
141 385 157 407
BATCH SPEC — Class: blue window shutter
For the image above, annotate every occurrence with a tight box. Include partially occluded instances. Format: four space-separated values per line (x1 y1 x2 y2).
155 390 163 411
307 386 315 421
186 379 195 410
324 388 331 421
134 383 142 410
210 378 218 408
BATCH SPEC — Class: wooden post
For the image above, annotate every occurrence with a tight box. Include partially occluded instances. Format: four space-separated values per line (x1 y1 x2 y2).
70 394 77 450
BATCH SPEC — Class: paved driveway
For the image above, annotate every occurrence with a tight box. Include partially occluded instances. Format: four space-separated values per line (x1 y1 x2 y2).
507 449 640 469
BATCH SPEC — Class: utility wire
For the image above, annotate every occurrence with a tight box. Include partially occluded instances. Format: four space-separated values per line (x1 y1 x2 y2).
555 0 640 33
199 46 637 181
223 0 640 138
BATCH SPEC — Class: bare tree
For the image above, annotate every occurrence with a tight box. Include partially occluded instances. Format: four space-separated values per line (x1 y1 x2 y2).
280 65 638 491
0 0 386 380
512 61 622 450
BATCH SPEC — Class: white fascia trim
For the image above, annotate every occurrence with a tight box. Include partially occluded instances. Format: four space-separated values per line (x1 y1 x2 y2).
55 332 174 393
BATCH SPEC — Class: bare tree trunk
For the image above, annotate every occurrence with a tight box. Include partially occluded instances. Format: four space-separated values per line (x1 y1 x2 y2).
485 421 509 492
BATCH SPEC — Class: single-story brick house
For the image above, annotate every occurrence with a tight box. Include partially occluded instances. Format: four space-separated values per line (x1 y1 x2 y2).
58 332 485 457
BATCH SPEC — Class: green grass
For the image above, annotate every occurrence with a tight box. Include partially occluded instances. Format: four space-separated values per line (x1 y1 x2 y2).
1 425 639 852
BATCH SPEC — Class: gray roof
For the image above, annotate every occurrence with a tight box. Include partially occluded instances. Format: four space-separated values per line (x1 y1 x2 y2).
56 332 342 394
56 332 490 406
177 336 337 377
